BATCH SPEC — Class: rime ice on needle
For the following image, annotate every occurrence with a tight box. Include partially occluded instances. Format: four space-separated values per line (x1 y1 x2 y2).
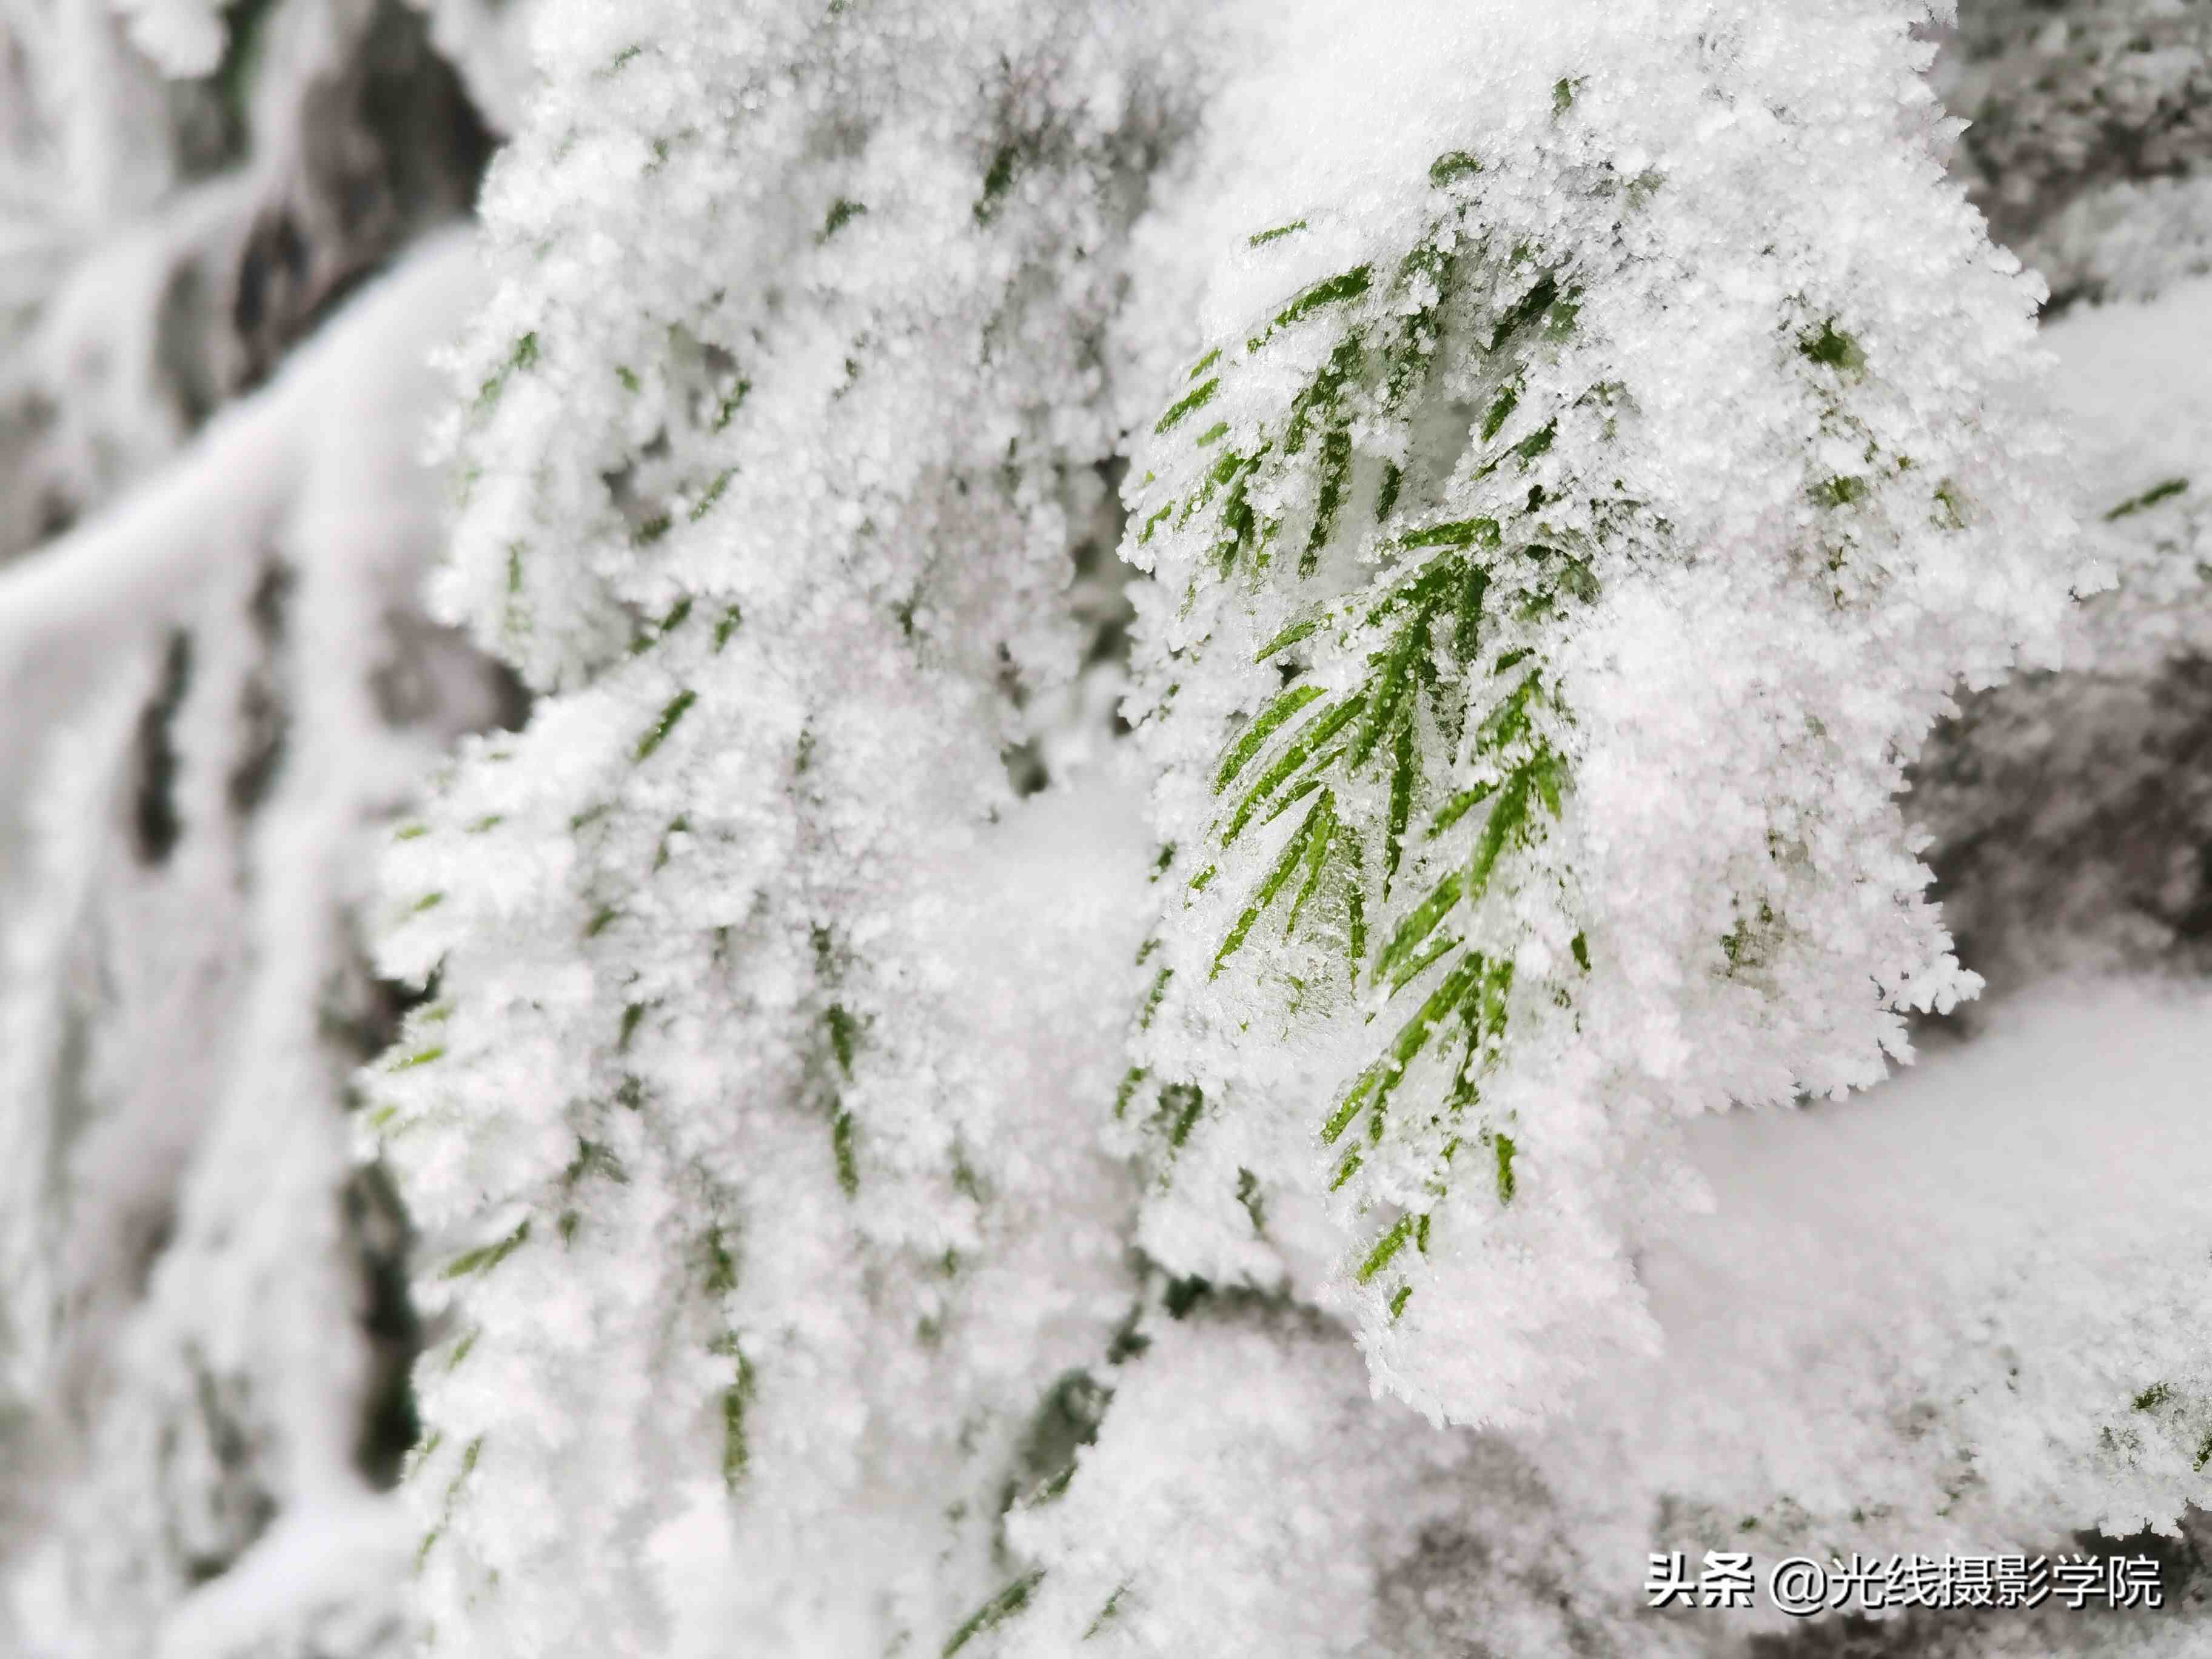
349 1 2204 1655
367 4 1199 1653
1120 0 2076 1430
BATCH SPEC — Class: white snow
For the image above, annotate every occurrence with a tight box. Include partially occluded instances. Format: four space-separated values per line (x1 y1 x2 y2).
1522 976 2212 1635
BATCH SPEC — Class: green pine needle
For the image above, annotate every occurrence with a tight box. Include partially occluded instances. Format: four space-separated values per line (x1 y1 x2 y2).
1215 684 1326 793
1153 377 1221 436
1248 264 1374 352
441 1220 529 1280
830 1107 859 1197
944 1571 1045 1657
1253 614 1322 660
1220 694 1366 845
1356 1214 1416 1283
1375 868 1463 985
722 1352 755 1488
635 689 697 762
2105 477 2187 520
1213 796 1331 977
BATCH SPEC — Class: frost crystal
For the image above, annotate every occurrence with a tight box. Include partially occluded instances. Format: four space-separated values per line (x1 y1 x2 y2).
1121 0 2075 1429
366 4 1198 1649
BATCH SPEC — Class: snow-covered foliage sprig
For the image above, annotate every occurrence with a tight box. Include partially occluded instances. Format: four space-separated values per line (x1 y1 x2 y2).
1119 0 2082 1430
11 0 2212 1654
365 3 1202 1651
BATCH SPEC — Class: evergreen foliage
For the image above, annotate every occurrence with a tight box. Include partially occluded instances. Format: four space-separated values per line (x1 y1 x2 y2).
1118 0 2076 1430
2 2 2210 1657
363 4 1198 1649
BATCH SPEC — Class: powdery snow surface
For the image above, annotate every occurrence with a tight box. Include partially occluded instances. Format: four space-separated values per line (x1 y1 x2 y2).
1526 976 2212 1641
640 963 2212 1657
1028 973 2212 1656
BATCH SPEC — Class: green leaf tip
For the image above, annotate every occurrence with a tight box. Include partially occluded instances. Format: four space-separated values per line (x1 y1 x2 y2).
974 144 1019 223
1214 684 1325 793
635 689 698 762
1236 1167 1267 1234
1081 1585 1128 1641
1480 383 1520 443
1800 320 1865 374
441 1219 529 1280
1253 615 1321 660
1428 150 1481 187
1491 275 1559 352
1213 793 1335 977
1376 868 1464 988
689 471 735 523
1220 692 1365 846
703 1226 737 1295
1248 264 1373 352
944 1570 1045 1657
1154 376 1221 437
712 380 752 431
476 332 539 407
2105 477 2187 521
1161 1082 1207 1151
1356 1214 1416 1284
1113 1065 1148 1120
1399 516 1500 551
825 1004 859 1074
1138 966 1173 1028
831 1107 859 1197
721 1351 755 1487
